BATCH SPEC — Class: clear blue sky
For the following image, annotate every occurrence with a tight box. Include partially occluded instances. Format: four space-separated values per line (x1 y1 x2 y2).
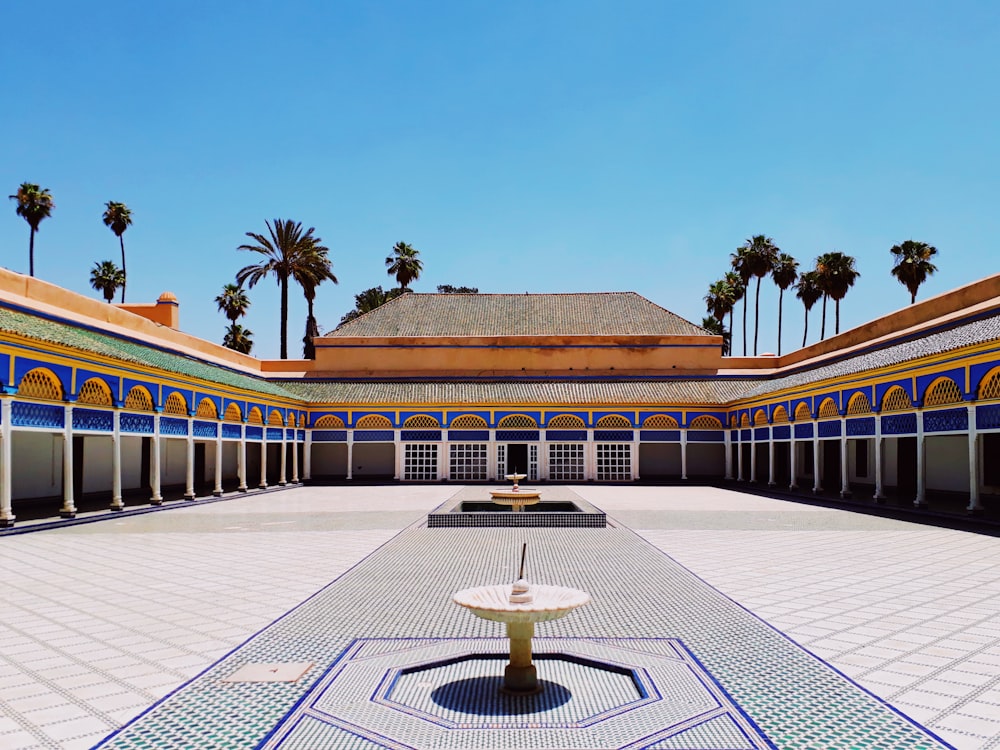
3 1 998 359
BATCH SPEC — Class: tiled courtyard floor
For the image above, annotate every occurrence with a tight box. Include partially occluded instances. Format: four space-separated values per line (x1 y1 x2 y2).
0 485 997 749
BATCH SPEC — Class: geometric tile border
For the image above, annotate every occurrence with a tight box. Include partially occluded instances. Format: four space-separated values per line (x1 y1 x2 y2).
259 637 776 749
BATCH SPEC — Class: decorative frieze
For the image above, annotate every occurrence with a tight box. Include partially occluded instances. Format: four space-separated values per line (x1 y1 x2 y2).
72 408 113 432
846 417 876 437
312 430 347 442
639 430 680 442
923 408 968 433
12 402 65 429
120 413 154 434
881 413 917 435
193 420 218 438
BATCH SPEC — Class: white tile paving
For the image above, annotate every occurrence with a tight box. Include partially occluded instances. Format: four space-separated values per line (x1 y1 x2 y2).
2 484 999 748
577 484 1000 750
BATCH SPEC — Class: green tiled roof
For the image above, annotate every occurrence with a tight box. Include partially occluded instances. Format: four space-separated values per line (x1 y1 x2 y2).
329 292 708 338
276 378 757 405
0 306 299 399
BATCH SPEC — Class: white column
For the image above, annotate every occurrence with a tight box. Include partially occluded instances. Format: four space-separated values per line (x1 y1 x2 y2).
279 428 287 485
110 410 124 510
632 437 640 481
184 417 195 500
346 432 353 480
61 404 77 517
680 429 688 480
151 413 163 504
441 439 449 481
873 415 884 500
749 429 757 483
237 423 248 491
587 429 596 480
259 435 268 489
812 427 822 493
0 399 14 527
303 429 312 481
767 430 776 486
488 430 496 481
967 403 981 512
914 415 926 507
213 426 223 496
291 429 300 483
394 431 401 481
840 418 850 498
724 430 733 480
736 436 744 481
538 438 547 481
789 434 798 490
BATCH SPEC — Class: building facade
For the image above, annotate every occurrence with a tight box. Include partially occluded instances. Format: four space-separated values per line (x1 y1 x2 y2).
1 270 998 526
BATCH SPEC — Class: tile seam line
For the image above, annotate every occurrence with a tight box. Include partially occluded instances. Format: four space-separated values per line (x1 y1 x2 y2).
88 485 461 749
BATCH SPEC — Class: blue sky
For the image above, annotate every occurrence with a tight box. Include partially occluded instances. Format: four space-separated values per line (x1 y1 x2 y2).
3 1 998 359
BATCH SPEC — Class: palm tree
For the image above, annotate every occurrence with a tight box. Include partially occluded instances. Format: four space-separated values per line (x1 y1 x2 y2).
739 235 780 356
215 283 251 322
9 183 55 277
102 201 133 302
723 271 745 351
730 247 754 356
795 271 823 348
815 252 860 336
338 286 408 327
890 240 938 304
701 316 731 356
385 242 423 289
704 280 736 355
771 253 799 356
89 260 126 303
236 219 329 359
293 248 337 359
223 323 254 354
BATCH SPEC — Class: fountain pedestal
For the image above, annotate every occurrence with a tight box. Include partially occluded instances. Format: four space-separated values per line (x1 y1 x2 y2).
453 581 590 694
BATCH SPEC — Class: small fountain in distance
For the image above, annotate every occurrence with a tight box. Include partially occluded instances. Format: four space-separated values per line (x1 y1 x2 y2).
453 543 590 693
489 469 542 513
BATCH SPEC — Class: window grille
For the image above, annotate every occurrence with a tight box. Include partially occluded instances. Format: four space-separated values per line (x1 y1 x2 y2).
356 414 393 429
753 410 768 425
818 399 839 418
596 414 631 428
548 414 586 428
689 415 723 429
794 402 812 421
299 414 306 427
740 413 750 427
450 414 487 428
268 410 285 426
923 378 963 407
404 414 440 428
18 369 63 401
404 443 438 481
597 444 632 481
77 378 112 406
224 403 243 422
314 415 345 428
881 386 913 412
449 443 488 481
729 415 738 427
769 407 789 424
163 392 188 415
847 393 872 415
196 398 218 419
247 407 264 425
548 443 585 481
497 414 537 429
124 386 154 411
642 414 678 428
979 369 1000 401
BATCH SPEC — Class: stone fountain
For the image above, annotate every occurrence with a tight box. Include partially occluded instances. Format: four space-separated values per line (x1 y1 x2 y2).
453 544 590 693
489 472 542 513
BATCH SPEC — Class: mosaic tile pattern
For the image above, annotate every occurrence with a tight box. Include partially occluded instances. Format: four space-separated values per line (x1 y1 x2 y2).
94 516 950 748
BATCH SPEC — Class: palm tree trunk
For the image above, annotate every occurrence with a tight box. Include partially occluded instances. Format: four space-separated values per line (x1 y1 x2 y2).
777 288 784 356
280 276 289 359
835 299 840 335
728 310 734 357
753 277 761 356
29 228 35 277
802 306 809 348
911 290 916 305
120 235 127 303
820 295 827 340
742 294 748 356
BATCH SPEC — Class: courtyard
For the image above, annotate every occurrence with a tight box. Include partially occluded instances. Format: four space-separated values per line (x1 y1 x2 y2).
0 485 998 749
